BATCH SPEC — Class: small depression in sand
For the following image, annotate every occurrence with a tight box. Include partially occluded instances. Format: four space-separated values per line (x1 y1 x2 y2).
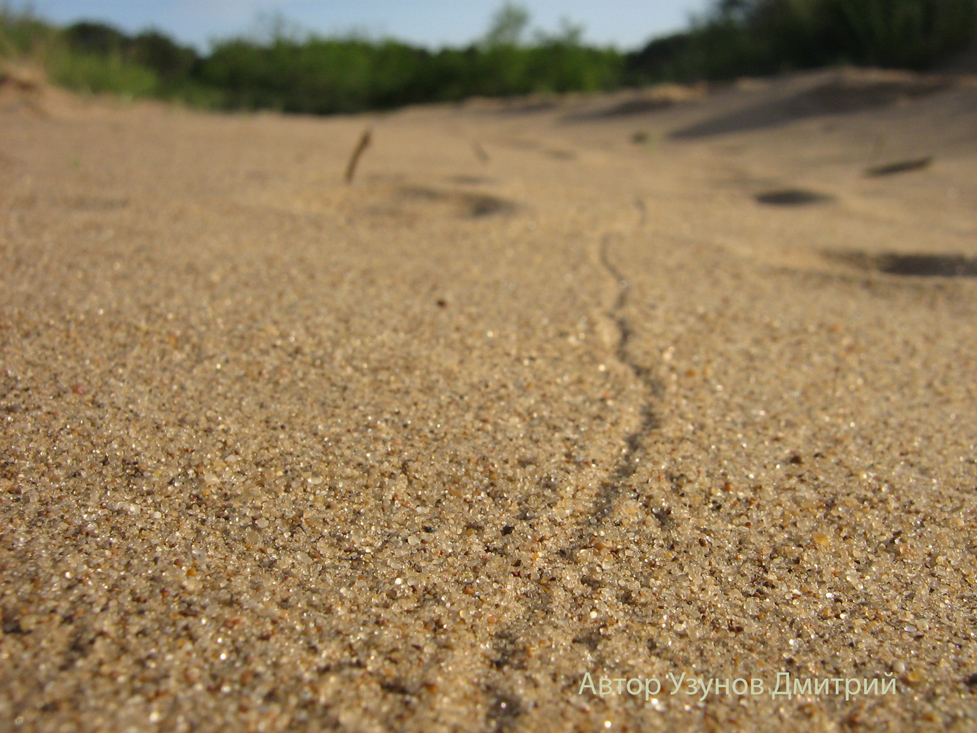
450 175 497 186
865 157 933 177
395 185 519 218
825 250 977 278
755 188 834 206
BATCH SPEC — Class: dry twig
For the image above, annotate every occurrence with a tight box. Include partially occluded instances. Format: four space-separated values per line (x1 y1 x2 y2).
345 128 372 183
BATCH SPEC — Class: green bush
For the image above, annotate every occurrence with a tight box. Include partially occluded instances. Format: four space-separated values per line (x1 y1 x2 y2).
63 21 128 55
46 47 158 97
667 0 977 81
130 30 199 82
2 12 158 99
819 0 977 68
0 6 55 57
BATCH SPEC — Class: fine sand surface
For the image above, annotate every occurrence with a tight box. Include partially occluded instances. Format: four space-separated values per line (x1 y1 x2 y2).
2 67 977 731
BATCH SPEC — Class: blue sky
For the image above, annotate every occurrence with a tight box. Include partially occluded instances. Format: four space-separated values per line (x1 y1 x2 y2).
19 1 713 51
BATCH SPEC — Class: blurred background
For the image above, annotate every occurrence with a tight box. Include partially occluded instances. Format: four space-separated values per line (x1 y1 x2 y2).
2 0 976 114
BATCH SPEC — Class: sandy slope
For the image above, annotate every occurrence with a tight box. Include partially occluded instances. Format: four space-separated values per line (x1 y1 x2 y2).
2 68 977 731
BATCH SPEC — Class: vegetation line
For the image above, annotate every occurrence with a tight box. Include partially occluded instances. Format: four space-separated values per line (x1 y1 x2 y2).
2 1 975 116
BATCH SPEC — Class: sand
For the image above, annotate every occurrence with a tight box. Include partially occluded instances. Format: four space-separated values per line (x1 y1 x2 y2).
2 67 977 731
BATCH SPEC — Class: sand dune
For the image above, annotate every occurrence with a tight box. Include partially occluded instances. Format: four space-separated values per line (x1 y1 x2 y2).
2 68 976 731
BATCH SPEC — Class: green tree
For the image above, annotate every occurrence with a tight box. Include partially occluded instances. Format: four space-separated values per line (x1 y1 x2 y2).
130 30 198 81
483 2 530 47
